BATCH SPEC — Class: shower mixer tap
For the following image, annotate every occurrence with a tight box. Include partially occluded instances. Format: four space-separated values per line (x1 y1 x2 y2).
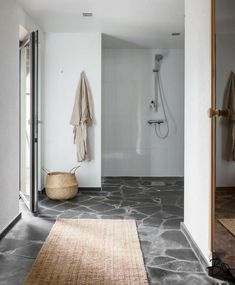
149 100 157 111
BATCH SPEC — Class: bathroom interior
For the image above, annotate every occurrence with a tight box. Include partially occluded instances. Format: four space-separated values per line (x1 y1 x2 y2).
17 26 188 284
4 0 235 283
19 32 185 211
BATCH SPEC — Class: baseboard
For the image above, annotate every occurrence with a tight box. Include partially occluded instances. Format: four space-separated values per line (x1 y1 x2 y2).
0 213 22 240
79 187 102 191
181 222 210 271
216 187 235 192
102 176 184 178
40 187 102 193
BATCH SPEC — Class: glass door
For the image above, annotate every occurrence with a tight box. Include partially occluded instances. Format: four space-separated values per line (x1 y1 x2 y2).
20 31 38 213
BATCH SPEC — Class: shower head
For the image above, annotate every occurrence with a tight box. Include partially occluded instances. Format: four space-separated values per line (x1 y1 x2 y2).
155 54 163 62
153 54 163 72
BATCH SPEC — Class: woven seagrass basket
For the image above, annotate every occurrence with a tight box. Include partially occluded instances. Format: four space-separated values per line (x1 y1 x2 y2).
43 166 80 200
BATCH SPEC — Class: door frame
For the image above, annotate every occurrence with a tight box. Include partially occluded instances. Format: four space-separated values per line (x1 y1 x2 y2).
19 31 39 213
30 31 39 213
210 0 216 255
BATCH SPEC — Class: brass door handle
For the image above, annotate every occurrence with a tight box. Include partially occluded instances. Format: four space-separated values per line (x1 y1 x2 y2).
208 108 229 118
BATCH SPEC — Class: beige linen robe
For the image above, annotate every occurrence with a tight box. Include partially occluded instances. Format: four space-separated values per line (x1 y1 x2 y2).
70 71 94 162
227 72 235 160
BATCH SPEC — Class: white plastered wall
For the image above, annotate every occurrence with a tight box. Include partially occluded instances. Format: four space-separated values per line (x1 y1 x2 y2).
184 0 212 261
0 0 42 232
43 33 102 188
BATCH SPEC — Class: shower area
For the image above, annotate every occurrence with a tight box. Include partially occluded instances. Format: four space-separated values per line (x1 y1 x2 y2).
101 45 184 178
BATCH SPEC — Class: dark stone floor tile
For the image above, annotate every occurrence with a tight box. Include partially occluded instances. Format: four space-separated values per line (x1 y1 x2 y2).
143 216 163 227
175 180 184 187
104 199 122 206
160 230 190 248
58 210 80 218
149 256 176 266
69 206 95 214
5 218 54 242
147 267 217 285
101 186 120 192
39 198 63 208
0 177 224 285
0 238 30 253
160 195 182 205
165 248 198 261
78 198 106 206
158 260 204 273
162 218 183 229
89 203 115 212
79 191 108 196
78 213 99 219
138 226 160 242
0 255 34 285
102 208 127 215
100 215 124 220
12 242 43 259
140 240 152 256
122 213 146 221
127 197 156 204
133 206 161 215
163 205 184 217
52 202 79 211
70 195 92 203
38 209 61 217
108 194 123 199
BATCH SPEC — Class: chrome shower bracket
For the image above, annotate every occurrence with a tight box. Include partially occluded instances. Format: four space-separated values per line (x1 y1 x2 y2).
153 54 163 73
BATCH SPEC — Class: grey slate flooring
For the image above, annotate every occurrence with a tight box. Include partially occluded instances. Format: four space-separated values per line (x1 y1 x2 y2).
0 177 228 285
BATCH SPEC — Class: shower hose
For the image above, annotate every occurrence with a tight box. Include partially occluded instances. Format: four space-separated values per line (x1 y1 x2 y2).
154 71 169 139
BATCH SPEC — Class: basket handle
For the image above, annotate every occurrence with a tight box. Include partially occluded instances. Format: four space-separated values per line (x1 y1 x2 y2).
69 165 81 174
42 167 50 174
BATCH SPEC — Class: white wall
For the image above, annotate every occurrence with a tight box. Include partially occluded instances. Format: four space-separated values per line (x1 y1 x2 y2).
0 0 40 232
0 0 19 232
184 0 212 262
43 33 102 187
216 34 235 187
102 49 184 176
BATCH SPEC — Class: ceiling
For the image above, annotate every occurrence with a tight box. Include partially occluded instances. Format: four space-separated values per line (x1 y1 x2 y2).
16 0 185 49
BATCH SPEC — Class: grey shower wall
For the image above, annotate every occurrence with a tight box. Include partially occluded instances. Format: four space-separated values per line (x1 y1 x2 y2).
102 48 184 177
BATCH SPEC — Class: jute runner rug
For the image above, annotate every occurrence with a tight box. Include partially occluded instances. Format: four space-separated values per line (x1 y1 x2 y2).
24 219 149 285
219 218 235 237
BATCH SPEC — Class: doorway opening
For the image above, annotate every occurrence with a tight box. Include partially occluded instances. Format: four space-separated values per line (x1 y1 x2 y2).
19 25 39 213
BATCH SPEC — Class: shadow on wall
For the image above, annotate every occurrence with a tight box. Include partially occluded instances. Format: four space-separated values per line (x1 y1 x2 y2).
102 34 148 49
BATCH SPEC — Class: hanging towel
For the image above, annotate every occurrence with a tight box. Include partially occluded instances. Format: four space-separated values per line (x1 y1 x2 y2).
226 72 235 160
70 71 94 162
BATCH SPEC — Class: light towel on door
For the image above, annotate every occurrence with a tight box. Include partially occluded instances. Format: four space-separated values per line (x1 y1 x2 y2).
70 71 94 162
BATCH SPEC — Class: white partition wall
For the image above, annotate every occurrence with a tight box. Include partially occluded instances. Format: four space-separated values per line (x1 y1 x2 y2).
184 0 212 262
43 33 102 188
